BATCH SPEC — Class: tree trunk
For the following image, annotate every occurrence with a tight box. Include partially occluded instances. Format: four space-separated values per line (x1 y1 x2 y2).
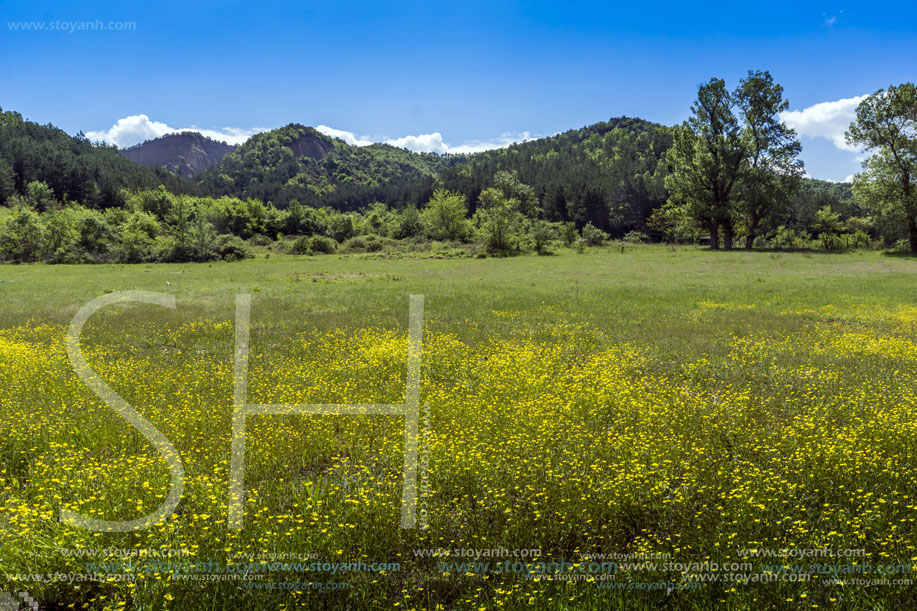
723 222 734 250
709 221 719 250
909 216 917 253
745 214 760 250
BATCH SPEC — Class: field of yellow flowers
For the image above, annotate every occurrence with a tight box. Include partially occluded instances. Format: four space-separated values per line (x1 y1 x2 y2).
1 247 916 609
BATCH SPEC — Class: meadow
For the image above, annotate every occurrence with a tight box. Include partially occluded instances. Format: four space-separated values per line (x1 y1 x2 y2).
1 245 916 610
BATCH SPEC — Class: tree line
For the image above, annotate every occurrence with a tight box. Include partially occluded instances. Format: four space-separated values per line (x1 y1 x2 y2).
1 75 915 261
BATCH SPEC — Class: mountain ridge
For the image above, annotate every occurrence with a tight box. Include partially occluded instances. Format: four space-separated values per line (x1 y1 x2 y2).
120 132 236 177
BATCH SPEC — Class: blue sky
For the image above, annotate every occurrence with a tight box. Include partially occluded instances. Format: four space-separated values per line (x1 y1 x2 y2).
2 0 915 181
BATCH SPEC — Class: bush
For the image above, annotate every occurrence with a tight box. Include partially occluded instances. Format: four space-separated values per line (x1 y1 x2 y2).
330 215 357 242
215 235 251 261
289 236 311 255
117 228 155 263
422 189 470 241
394 206 424 239
341 235 387 253
529 220 555 255
622 230 649 244
581 223 608 246
560 222 578 246
309 235 337 254
0 206 45 262
774 226 810 249
248 233 272 247
285 233 339 255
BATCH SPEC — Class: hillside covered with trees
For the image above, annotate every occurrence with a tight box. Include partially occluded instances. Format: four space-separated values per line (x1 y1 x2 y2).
4 72 913 264
0 107 196 210
196 124 458 210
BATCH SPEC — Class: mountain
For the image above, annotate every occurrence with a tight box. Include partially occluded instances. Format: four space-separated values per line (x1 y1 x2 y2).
196 124 458 209
191 118 675 232
0 106 855 239
120 132 236 177
0 107 195 208
438 117 673 233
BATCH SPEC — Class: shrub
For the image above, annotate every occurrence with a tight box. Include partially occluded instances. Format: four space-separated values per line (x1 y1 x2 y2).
474 188 524 251
622 230 649 244
529 220 555 255
215 235 251 261
117 228 155 263
341 235 387 253
248 233 272 247
289 236 311 255
330 214 357 242
0 206 45 262
581 223 608 246
421 189 470 241
309 235 337 254
394 206 424 239
560 222 578 246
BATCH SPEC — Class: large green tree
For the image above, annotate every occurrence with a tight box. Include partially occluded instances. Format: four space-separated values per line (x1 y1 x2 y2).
420 189 469 241
734 70 804 249
665 78 745 249
847 83 917 252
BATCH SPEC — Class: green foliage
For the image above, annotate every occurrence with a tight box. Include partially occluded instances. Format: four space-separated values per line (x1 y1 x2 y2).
528 219 555 255
734 70 804 248
421 189 470 241
329 213 358 242
197 124 453 209
581 222 608 246
559 221 578 246
493 170 537 217
214 234 251 261
0 206 44 261
473 187 525 251
847 83 917 251
308 235 338 254
812 205 845 249
393 205 423 239
666 72 803 250
647 202 699 243
665 78 745 249
439 117 672 235
341 234 388 253
622 230 649 244
0 108 194 209
25 180 58 211
774 225 810 249
288 235 312 255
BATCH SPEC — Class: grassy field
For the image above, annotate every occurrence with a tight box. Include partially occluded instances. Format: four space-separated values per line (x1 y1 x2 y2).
1 246 916 610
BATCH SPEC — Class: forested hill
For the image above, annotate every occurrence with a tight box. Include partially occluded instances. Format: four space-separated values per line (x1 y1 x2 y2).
195 124 459 210
439 117 673 233
0 108 196 209
0 107 855 240
192 117 675 233
121 132 235 177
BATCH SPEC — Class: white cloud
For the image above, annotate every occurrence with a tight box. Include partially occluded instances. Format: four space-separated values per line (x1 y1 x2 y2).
85 114 268 148
779 95 868 152
317 125 537 154
844 174 855 183
315 125 373 146
90 114 539 154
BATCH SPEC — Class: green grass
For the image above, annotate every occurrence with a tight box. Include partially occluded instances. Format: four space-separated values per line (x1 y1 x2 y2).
1 246 916 610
